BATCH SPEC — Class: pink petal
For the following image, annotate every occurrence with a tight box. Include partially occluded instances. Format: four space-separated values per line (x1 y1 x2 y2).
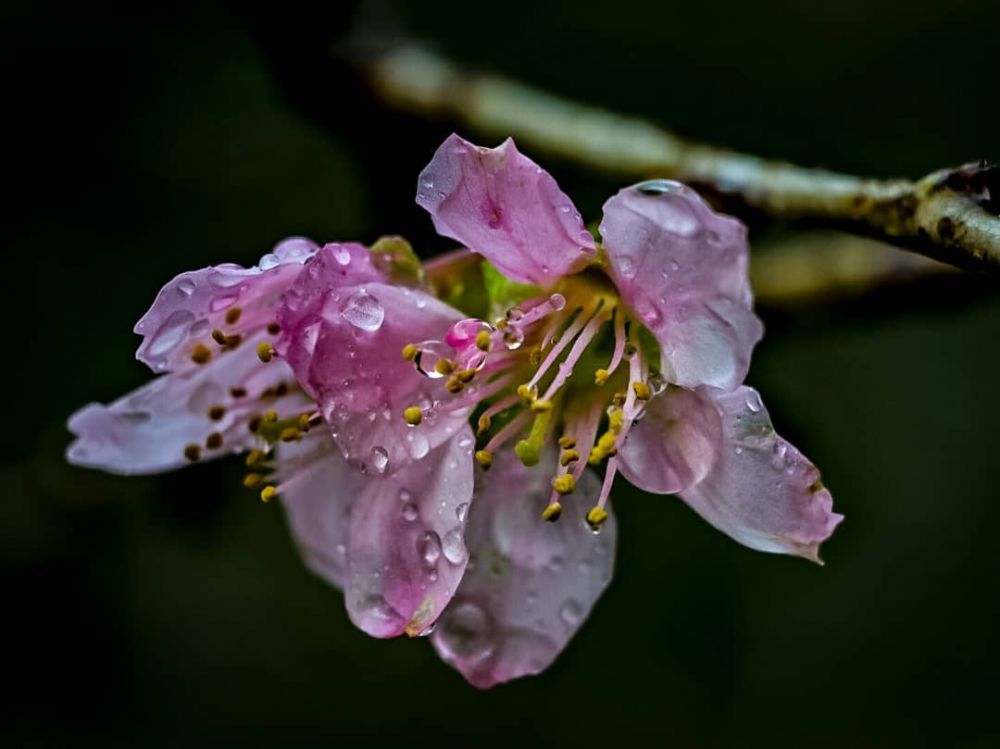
617 386 721 495
416 134 596 287
431 447 616 689
680 387 842 562
277 437 359 590
134 237 322 373
67 339 300 474
278 259 470 475
600 181 763 391
344 431 475 638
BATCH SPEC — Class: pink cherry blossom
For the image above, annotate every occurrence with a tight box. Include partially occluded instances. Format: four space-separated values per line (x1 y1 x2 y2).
67 133 842 690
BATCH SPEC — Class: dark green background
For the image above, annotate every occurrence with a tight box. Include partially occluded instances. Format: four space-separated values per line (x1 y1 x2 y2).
4 1 998 746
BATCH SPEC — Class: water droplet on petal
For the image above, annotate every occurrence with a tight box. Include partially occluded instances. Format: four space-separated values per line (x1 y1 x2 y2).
456 503 469 523
146 310 196 357
402 502 419 522
435 602 494 663
259 253 280 270
341 289 384 332
398 488 413 503
548 293 566 311
369 446 389 474
333 246 352 266
746 392 763 413
559 599 584 627
176 279 196 297
407 431 429 459
502 326 524 350
619 256 635 279
441 528 468 565
418 531 442 566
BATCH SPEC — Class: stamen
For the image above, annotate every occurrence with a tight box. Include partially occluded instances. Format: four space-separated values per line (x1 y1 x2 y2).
224 334 243 350
541 502 563 522
247 414 263 433
560 449 580 466
483 410 533 454
297 413 312 431
516 383 538 403
600 307 628 380
475 330 492 351
212 329 228 345
456 369 477 384
530 398 553 413
245 449 266 467
256 342 274 363
444 376 464 394
208 405 226 421
205 432 223 449
260 486 276 502
402 343 418 361
230 386 247 398
279 427 299 442
435 358 456 376
633 381 652 401
474 449 493 469
191 344 212 365
586 506 609 532
594 368 610 386
403 406 423 426
183 444 201 462
477 393 520 435
526 304 596 390
267 322 281 336
224 307 242 325
552 473 576 495
558 435 576 449
243 473 265 489
539 308 610 402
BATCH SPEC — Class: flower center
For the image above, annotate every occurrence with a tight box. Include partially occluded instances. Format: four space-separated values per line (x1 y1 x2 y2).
401 272 665 531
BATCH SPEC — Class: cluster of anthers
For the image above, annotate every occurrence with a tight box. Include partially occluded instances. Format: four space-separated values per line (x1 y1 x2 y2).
397 277 662 533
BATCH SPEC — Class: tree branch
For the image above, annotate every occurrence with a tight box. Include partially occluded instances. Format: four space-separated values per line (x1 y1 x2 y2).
362 45 1000 274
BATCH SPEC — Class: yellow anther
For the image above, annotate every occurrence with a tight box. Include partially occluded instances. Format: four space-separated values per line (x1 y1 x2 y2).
208 405 226 421
586 506 609 531
560 449 580 466
594 368 610 386
530 398 553 413
245 449 266 467
279 426 299 442
205 432 223 449
495 319 508 330
633 381 652 401
558 435 576 449
211 328 228 345
588 447 605 465
224 334 243 350
474 450 493 469
445 376 464 394
224 307 242 325
598 432 617 453
435 358 456 376
263 409 278 422
608 409 625 433
256 342 273 363
230 386 247 398
612 391 627 407
191 344 212 365
183 444 201 462
529 347 542 365
541 502 563 522
475 329 492 351
457 369 476 384
516 383 537 402
297 413 312 431
267 322 281 336
477 414 492 435
260 486 276 503
552 473 576 495
401 343 418 361
247 415 263 433
243 473 265 489
403 406 423 426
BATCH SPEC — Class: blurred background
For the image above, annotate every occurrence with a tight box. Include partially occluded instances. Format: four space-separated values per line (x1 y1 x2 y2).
3 1 999 746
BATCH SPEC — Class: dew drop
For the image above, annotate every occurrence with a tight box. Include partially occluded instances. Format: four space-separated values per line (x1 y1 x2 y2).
435 602 494 663
402 502 419 522
618 256 636 279
456 503 469 523
176 279 196 297
259 253 280 270
548 293 566 311
502 326 524 350
407 431 430 460
418 531 442 566
442 528 468 565
398 488 413 503
340 289 384 332
559 599 584 627
369 446 389 474
746 392 763 413
333 246 352 266
146 310 196 357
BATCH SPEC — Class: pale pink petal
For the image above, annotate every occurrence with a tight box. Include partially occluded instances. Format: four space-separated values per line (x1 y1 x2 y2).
416 134 596 287
617 386 721 495
344 431 475 638
431 447 616 689
278 264 470 476
600 181 763 391
66 339 300 474
134 237 323 373
680 387 842 562
278 437 366 591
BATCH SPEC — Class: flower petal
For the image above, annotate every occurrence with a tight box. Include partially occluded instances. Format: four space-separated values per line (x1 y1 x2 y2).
277 437 365 591
680 387 842 562
67 339 301 474
617 386 721 495
278 262 470 476
431 447 616 689
600 181 763 391
416 134 596 287
344 431 475 638
134 237 321 373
